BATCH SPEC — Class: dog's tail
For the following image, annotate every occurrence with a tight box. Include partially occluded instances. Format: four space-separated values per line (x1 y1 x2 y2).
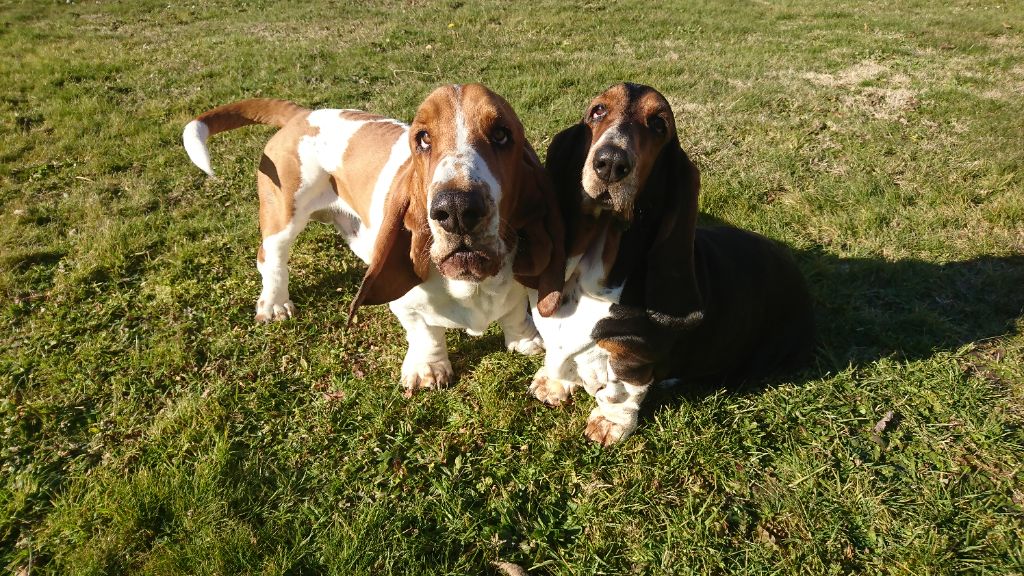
182 99 310 176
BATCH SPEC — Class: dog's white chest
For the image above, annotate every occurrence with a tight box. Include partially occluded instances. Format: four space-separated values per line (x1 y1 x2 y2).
532 221 625 389
531 272 620 394
394 264 525 335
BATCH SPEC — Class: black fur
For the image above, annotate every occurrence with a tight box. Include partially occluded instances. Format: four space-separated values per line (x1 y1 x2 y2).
595 226 815 385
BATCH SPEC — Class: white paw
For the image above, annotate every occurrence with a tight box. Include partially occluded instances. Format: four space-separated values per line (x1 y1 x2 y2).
401 360 453 397
529 373 574 407
584 408 637 447
255 299 297 322
507 333 544 356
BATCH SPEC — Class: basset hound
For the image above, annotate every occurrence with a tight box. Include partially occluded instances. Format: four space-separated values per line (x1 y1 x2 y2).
183 84 564 395
530 83 815 445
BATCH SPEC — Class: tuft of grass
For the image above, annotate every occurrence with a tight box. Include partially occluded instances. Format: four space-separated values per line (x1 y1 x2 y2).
2 1 1022 574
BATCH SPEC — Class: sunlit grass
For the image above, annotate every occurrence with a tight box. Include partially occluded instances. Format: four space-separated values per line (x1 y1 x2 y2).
1 1 1022 574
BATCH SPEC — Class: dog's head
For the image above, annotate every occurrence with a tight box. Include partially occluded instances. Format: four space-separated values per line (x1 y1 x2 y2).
547 83 702 327
351 84 564 319
548 83 679 222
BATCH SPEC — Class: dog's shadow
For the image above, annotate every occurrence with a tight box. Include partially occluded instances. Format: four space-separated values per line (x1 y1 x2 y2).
301 220 1023 413
644 215 1024 414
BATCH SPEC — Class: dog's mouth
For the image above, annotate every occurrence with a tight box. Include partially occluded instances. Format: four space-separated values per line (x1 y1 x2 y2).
582 185 635 222
436 244 502 281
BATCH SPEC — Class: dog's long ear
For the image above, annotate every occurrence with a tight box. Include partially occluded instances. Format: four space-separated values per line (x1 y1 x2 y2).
544 123 590 231
348 162 429 324
511 144 565 317
642 137 703 328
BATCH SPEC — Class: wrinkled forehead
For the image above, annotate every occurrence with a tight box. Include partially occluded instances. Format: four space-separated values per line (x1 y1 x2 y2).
413 84 522 140
460 84 520 133
589 83 674 125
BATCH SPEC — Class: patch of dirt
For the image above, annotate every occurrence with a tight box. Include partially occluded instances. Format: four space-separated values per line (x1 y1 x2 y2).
803 60 891 87
845 87 919 119
803 60 919 120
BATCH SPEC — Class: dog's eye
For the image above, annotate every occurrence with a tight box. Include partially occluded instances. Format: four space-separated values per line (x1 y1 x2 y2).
589 104 607 122
416 130 431 152
648 115 667 135
491 126 511 147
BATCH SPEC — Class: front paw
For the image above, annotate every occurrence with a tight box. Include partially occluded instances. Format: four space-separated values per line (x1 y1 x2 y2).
584 409 637 446
255 299 297 322
507 333 544 356
529 374 573 407
401 360 453 397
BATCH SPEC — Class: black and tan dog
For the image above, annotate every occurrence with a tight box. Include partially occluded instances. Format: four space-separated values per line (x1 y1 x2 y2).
529 83 814 445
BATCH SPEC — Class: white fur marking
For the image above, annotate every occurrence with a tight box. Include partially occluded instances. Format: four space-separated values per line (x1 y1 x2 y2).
394 262 523 335
182 120 213 176
426 94 504 254
305 110 368 175
582 125 639 204
256 222 304 320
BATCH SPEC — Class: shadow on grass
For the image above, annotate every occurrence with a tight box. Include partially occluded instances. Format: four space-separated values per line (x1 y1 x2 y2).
645 217 1024 413
296 222 1024 413
295 246 372 311
801 249 1024 369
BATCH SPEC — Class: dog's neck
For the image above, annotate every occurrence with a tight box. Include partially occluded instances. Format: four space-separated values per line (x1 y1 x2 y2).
562 206 649 302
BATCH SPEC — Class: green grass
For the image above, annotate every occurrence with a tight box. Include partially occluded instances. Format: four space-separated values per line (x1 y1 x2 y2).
2 0 1023 573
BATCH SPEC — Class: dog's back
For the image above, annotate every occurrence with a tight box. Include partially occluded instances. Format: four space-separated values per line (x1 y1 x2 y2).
670 226 814 383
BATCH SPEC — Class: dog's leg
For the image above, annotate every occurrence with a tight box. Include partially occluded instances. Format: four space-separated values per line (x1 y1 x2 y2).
584 377 651 446
254 154 308 322
255 220 304 322
391 304 453 396
498 299 544 356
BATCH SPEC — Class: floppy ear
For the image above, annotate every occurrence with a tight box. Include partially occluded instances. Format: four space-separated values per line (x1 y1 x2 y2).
347 162 430 324
592 138 703 367
511 144 565 317
640 137 703 328
544 123 590 231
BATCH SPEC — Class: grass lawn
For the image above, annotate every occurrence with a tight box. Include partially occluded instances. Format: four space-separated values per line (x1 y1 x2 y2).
2 0 1023 573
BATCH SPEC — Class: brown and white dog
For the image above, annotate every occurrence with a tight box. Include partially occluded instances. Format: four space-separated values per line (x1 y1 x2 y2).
530 83 814 445
182 84 564 395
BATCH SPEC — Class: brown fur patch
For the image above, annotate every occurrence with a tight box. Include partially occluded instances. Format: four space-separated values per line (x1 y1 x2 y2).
567 212 612 259
598 338 655 385
339 110 387 122
198 98 309 136
349 158 424 314
333 120 407 225
601 225 622 273
256 118 319 238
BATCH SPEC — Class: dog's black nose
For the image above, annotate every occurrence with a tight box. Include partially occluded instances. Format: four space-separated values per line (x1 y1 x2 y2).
430 190 487 234
592 145 633 183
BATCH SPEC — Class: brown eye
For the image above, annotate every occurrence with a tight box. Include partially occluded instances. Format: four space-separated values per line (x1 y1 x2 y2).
648 115 667 135
416 130 431 152
491 126 511 147
589 104 607 122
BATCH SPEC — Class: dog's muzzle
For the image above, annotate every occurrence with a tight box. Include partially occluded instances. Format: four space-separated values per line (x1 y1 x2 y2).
583 145 637 219
430 188 502 281
592 144 634 185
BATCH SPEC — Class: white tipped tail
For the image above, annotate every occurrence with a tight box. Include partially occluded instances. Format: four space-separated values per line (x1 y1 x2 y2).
182 120 214 176
182 99 309 177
